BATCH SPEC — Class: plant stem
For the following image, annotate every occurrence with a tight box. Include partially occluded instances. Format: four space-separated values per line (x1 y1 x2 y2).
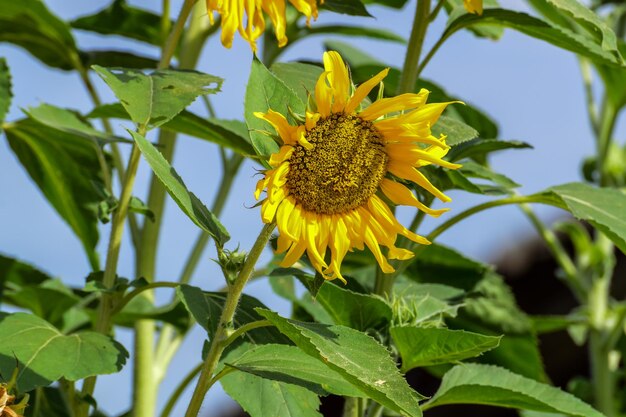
397 0 432 94
184 223 276 417
78 138 144 417
596 100 618 187
221 319 273 347
518 204 585 301
342 398 359 417
133 3 206 417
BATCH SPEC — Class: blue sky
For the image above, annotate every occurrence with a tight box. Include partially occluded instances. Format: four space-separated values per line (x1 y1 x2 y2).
1 0 619 415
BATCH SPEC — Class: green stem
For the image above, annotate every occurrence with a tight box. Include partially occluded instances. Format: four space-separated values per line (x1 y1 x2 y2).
518 203 585 301
397 0 432 94
578 58 599 136
79 139 143 417
184 223 276 417
221 320 273 347
133 3 205 417
342 398 360 417
416 35 447 78
596 100 618 187
366 402 384 417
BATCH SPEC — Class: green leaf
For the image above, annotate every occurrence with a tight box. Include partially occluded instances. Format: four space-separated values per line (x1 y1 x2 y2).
268 275 333 324
391 327 501 371
424 364 605 417
543 0 619 54
362 0 409 8
177 285 286 344
321 0 372 16
442 9 624 67
4 120 103 268
303 25 404 43
113 297 189 333
87 103 254 155
24 103 126 144
447 138 532 163
316 282 392 331
0 254 50 292
393 281 465 301
225 344 365 397
245 59 304 161
221 367 322 417
0 313 128 392
432 115 479 146
0 58 11 126
130 130 230 245
405 243 490 291
257 309 425 417
80 50 159 70
71 0 167 46
92 66 222 129
0 0 81 70
543 183 626 253
270 62 323 105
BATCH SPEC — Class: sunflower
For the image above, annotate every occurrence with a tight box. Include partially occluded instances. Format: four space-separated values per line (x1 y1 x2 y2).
254 51 461 282
206 0 323 51
463 0 483 14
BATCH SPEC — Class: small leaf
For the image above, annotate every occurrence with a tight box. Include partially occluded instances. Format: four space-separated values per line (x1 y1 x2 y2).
4 120 104 268
0 58 11 126
270 62 323 105
245 59 305 161
92 66 222 129
226 344 365 397
0 313 128 392
71 0 168 46
0 0 81 70
391 327 501 371
80 50 159 69
321 0 373 16
257 309 425 417
130 130 230 245
316 282 392 331
447 138 532 163
424 364 605 417
432 116 479 146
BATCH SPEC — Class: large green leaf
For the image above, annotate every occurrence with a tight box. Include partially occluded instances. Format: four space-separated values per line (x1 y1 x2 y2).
543 183 626 253
423 364 605 417
71 0 167 47
442 9 624 67
225 344 365 397
544 0 619 54
131 130 230 245
431 115 479 146
177 285 286 344
88 103 254 155
0 58 11 126
391 327 501 371
315 282 392 331
221 368 322 417
245 59 305 161
92 66 222 129
270 62 323 105
0 313 128 392
4 119 103 268
447 138 532 163
0 0 81 70
257 309 425 417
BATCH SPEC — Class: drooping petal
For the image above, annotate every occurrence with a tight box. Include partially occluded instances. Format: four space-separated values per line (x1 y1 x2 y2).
388 160 451 202
464 0 483 14
380 179 449 217
359 89 430 121
255 109 298 144
323 51 351 112
314 71 332 118
261 0 288 47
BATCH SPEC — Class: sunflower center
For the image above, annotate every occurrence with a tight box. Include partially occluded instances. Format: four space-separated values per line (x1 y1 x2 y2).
286 113 388 215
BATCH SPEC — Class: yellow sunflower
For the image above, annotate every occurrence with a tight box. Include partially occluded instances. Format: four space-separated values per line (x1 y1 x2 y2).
463 0 483 14
254 51 461 282
206 0 323 51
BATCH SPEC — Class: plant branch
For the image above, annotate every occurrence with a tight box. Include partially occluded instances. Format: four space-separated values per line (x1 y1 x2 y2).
397 0 432 94
183 223 276 417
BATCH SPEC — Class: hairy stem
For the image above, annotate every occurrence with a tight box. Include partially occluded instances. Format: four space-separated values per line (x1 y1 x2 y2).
184 223 276 417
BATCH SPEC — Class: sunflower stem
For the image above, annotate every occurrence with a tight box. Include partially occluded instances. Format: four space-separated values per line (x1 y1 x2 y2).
183 223 276 417
398 0 432 94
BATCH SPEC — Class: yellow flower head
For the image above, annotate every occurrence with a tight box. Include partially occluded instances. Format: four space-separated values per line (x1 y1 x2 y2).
206 0 323 52
255 51 461 282
463 0 483 14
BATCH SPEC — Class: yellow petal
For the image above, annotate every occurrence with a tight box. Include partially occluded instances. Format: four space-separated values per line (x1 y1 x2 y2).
255 109 298 144
314 71 332 118
345 68 389 114
464 0 483 14
388 161 451 202
323 51 350 113
380 179 449 217
261 0 288 47
359 89 430 121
